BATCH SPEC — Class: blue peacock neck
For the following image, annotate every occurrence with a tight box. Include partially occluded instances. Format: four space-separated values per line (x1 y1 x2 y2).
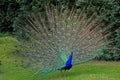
65 50 74 67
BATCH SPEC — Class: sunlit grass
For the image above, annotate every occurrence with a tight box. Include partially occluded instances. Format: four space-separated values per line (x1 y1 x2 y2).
0 36 19 60
39 61 120 80
0 36 33 80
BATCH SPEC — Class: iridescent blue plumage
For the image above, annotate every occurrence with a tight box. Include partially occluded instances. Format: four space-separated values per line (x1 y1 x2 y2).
65 50 74 67
61 50 74 71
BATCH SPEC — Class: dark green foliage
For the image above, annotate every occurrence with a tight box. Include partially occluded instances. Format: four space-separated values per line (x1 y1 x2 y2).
111 28 120 60
0 0 20 32
0 0 56 32
102 28 120 61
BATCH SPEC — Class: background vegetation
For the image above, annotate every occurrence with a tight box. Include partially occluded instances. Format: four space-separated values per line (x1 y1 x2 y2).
0 0 120 60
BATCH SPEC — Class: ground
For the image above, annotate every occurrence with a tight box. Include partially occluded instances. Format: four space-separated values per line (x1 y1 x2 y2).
0 36 120 80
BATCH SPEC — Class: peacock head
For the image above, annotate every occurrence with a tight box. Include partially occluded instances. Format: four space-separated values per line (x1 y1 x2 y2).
70 50 75 54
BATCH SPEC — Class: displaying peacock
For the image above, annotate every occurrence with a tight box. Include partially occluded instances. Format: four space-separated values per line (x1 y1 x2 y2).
16 4 114 74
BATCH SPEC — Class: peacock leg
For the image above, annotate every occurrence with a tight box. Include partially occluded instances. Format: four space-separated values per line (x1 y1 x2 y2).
60 70 63 77
64 70 66 77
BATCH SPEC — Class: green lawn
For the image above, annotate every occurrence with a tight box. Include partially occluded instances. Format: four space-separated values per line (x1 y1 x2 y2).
0 37 120 80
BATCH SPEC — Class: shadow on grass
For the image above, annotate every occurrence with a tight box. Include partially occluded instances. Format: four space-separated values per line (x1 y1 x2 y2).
0 70 4 74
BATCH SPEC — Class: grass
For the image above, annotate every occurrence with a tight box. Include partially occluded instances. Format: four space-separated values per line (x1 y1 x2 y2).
0 36 120 80
0 36 19 60
41 61 120 80
0 36 33 80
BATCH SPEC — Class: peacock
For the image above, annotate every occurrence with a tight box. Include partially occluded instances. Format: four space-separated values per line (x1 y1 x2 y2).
16 4 114 74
